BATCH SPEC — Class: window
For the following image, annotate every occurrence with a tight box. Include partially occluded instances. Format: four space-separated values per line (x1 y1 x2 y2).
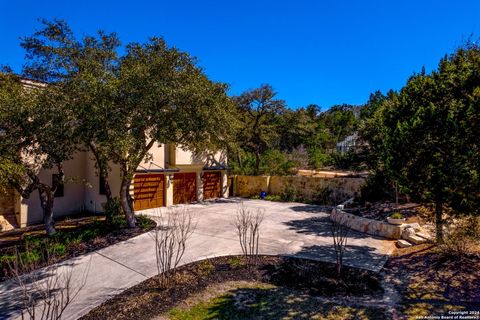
52 174 64 198
99 176 106 195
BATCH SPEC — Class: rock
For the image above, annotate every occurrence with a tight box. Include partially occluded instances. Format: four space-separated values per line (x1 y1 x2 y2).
415 232 433 241
402 227 416 239
404 223 422 232
397 239 413 248
0 215 15 232
403 233 427 245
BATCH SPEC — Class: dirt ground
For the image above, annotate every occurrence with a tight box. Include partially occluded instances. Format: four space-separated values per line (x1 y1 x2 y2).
384 244 480 319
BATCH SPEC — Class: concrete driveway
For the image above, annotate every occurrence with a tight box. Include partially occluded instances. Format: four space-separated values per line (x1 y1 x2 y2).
0 198 395 320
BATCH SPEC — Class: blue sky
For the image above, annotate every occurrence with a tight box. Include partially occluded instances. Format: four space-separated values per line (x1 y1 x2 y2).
1 0 479 109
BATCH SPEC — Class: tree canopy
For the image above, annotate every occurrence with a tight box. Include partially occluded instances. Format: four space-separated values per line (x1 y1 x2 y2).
360 43 480 243
0 72 77 234
2 19 234 230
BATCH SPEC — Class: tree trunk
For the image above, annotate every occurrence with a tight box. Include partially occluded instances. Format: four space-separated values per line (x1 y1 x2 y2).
103 177 113 203
38 187 56 236
236 152 243 172
254 151 261 175
120 177 136 228
89 142 113 203
435 200 444 244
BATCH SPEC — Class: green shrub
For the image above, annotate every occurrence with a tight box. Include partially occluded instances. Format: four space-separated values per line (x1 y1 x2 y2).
259 149 297 176
308 148 331 169
389 212 404 219
227 256 244 268
47 242 66 257
0 253 16 264
280 184 297 202
19 249 41 265
103 197 124 226
136 215 152 229
24 235 42 249
311 186 333 205
264 194 281 202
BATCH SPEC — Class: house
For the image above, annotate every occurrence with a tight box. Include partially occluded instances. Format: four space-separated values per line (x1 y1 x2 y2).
0 143 228 228
0 78 228 229
336 133 359 153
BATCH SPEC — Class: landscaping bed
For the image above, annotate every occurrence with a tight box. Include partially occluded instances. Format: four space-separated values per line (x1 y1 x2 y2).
0 214 156 281
343 200 421 222
384 244 480 317
81 255 384 320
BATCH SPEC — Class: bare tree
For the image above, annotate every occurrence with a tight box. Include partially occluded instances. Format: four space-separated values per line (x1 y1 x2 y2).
7 248 90 320
152 207 196 288
330 212 350 278
234 203 264 267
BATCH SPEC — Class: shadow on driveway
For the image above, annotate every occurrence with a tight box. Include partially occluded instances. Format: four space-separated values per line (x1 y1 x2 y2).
291 244 388 272
284 216 373 240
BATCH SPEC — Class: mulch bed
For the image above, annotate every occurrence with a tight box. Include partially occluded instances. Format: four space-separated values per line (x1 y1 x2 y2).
81 255 383 320
344 201 421 222
0 214 156 281
384 244 480 314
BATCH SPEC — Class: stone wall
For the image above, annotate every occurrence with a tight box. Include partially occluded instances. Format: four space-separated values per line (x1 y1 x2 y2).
235 175 270 197
331 207 403 239
233 175 365 203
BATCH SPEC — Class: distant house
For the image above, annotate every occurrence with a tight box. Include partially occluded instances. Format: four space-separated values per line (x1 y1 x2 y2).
0 79 228 229
336 133 359 153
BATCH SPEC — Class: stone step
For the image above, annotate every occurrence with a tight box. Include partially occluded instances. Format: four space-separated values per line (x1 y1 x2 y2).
397 239 413 248
415 232 433 241
403 233 427 245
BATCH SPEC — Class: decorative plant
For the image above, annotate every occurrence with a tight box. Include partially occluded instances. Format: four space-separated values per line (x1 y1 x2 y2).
389 212 404 220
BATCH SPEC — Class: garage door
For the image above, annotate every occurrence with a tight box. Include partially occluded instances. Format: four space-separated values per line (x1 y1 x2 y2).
173 173 197 205
203 172 221 200
133 174 165 211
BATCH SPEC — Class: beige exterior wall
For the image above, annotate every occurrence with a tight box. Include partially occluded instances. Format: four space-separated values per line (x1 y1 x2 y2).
170 145 227 167
21 151 88 226
175 148 204 166
139 142 166 170
83 152 123 213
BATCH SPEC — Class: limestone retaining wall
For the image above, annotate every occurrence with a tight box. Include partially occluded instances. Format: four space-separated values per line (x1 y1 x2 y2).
235 175 270 197
233 175 364 202
331 207 403 239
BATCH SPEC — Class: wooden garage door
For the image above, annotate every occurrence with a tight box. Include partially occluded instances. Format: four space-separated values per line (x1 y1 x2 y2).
133 174 165 211
203 172 221 200
173 173 197 205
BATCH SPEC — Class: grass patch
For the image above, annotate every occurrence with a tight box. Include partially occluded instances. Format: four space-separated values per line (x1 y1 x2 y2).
168 281 387 320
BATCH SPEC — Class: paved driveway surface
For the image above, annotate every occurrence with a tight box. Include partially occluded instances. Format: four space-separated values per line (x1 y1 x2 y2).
0 198 395 320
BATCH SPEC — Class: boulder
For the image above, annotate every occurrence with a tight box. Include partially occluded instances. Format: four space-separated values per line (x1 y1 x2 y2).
402 227 416 239
404 223 422 232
